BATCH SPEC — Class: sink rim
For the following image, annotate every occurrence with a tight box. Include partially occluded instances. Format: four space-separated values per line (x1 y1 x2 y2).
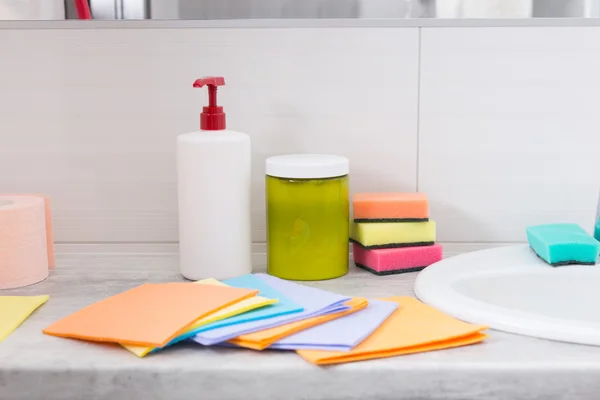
414 244 600 346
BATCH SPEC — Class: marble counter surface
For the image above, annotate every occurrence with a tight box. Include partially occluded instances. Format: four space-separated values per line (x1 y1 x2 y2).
1 252 600 400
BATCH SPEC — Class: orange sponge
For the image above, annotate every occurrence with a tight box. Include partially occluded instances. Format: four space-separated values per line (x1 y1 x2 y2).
353 193 428 222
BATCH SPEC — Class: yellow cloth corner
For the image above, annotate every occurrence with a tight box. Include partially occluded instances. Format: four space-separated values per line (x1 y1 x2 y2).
0 295 49 342
123 278 277 357
296 296 488 365
229 297 369 350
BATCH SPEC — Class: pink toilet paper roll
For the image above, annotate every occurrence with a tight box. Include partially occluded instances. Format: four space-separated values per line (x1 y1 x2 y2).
0 194 55 289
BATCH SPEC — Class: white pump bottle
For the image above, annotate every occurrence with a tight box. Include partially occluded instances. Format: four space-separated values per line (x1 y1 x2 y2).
177 77 252 280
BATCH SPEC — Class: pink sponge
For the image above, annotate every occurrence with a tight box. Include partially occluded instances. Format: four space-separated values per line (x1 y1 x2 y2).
353 243 443 275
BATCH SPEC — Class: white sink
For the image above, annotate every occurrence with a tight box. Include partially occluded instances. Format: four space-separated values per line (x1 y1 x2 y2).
414 244 600 345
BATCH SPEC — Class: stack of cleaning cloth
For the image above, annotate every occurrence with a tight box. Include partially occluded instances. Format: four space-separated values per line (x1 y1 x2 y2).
42 273 487 365
350 193 443 275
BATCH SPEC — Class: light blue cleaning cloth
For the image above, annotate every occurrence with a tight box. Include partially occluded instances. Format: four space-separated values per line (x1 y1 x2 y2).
192 273 351 346
269 299 398 351
149 274 303 353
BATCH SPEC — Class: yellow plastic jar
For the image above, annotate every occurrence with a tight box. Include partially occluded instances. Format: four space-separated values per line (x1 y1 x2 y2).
266 154 349 281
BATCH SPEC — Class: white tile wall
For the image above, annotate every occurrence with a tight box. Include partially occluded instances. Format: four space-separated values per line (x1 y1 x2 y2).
3 25 600 246
0 27 419 243
419 27 600 243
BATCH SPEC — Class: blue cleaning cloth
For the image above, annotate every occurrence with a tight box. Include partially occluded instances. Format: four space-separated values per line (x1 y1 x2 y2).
192 273 351 346
150 274 303 353
269 299 398 352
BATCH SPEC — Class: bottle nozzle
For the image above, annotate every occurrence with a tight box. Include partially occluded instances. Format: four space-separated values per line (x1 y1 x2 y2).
193 77 226 131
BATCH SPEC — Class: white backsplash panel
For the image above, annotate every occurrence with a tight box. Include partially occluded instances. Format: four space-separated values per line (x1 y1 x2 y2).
419 27 600 243
0 27 419 242
3 24 598 246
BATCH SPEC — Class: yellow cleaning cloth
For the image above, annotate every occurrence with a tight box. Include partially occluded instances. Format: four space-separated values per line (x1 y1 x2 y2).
351 221 436 248
0 295 49 342
123 278 277 357
297 296 487 365
229 298 368 350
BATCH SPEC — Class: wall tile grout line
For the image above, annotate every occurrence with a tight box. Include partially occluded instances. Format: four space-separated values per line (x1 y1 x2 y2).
415 27 422 192
54 242 519 256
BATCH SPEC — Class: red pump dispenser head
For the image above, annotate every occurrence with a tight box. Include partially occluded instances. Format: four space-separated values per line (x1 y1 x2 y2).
193 77 226 130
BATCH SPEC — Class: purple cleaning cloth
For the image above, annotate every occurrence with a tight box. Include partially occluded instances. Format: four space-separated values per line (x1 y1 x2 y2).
192 273 351 346
268 299 398 351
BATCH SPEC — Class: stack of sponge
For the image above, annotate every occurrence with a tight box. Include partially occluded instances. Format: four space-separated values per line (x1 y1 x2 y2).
350 193 443 275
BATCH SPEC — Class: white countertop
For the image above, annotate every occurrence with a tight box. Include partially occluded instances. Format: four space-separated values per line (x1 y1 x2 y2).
2 250 600 400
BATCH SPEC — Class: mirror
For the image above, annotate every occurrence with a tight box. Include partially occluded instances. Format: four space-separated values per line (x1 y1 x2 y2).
1 0 599 20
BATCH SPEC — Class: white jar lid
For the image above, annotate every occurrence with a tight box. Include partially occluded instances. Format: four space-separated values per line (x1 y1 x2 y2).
266 154 349 179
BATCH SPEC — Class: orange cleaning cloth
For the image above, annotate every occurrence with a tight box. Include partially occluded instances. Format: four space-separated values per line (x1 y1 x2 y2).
353 192 429 221
229 298 368 350
44 282 258 347
297 296 487 365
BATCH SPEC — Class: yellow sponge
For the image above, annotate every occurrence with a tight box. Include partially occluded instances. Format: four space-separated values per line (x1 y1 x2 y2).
350 221 436 249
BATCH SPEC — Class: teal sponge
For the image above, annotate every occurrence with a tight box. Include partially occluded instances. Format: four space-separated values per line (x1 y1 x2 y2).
526 223 600 266
595 218 600 242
